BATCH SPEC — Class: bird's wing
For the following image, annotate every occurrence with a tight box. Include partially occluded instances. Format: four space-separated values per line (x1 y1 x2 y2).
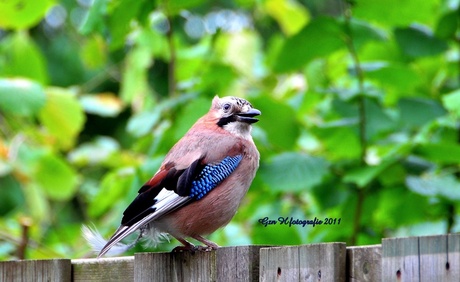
97 152 243 257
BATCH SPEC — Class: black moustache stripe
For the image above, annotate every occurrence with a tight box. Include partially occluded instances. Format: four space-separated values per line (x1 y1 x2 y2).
217 115 237 127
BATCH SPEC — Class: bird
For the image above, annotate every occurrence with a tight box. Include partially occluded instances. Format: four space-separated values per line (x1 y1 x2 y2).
83 96 260 257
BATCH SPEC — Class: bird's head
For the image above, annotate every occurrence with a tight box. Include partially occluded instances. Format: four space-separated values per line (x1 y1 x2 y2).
210 96 261 139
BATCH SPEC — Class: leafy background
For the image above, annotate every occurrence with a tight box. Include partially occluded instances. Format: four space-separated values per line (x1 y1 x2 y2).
0 0 459 259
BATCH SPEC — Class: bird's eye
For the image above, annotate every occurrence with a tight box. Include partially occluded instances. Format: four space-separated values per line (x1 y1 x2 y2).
223 103 232 112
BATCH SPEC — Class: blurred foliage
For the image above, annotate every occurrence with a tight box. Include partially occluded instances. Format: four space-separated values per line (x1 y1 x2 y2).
0 0 460 260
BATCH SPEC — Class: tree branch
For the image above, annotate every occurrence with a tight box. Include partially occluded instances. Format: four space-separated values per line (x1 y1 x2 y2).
167 15 177 97
343 0 368 245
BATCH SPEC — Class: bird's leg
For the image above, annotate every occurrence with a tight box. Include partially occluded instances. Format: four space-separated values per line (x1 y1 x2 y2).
171 237 197 253
192 235 219 251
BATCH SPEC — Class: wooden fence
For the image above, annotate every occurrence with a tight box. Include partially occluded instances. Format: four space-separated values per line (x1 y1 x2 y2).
0 233 459 281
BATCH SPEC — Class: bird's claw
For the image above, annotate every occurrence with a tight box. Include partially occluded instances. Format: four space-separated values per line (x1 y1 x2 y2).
171 245 216 253
195 245 215 252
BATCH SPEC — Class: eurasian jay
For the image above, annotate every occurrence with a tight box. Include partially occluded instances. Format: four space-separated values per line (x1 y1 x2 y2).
84 96 260 257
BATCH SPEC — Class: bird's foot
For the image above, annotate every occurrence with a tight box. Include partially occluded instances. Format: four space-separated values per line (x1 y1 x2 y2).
195 245 216 252
171 236 219 253
172 244 197 253
171 244 217 253
192 235 219 251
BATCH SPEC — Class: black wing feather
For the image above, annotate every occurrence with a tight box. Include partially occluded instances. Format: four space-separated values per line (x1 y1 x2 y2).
121 157 204 226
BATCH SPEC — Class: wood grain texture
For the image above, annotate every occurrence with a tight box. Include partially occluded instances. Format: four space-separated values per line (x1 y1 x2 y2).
446 233 460 280
419 234 460 282
382 236 420 281
2 236 458 281
259 243 346 282
135 250 217 282
72 256 134 282
0 259 71 282
382 234 460 282
216 245 267 282
346 244 381 282
134 246 265 282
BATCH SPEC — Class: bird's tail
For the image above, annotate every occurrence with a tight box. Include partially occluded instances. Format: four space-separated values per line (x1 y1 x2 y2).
82 225 138 258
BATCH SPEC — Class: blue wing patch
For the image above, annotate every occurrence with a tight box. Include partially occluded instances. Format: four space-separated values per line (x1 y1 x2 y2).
190 155 243 200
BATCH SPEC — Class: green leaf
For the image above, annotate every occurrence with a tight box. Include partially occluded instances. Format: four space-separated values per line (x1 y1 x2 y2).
394 26 448 58
88 168 135 218
0 176 24 215
197 64 238 94
274 17 344 72
68 137 120 166
332 98 396 140
251 96 299 149
34 152 79 201
80 35 107 69
313 123 361 161
364 63 420 92
353 0 438 26
349 19 387 49
435 11 459 39
364 99 397 140
415 143 460 165
344 158 395 187
160 0 206 15
260 152 329 192
0 0 53 29
216 30 260 77
80 93 124 117
442 89 460 117
25 183 49 222
1 32 49 84
173 98 209 140
0 78 46 116
406 172 460 201
127 111 162 137
264 0 310 36
42 34 86 86
398 98 446 128
120 29 154 103
374 187 429 227
79 0 108 35
38 88 86 149
108 0 144 49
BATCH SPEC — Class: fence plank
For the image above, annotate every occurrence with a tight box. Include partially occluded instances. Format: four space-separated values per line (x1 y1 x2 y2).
135 250 217 282
382 236 420 281
419 233 460 282
446 233 460 279
419 235 448 282
346 244 381 282
133 246 267 282
0 259 71 282
259 243 346 282
382 234 460 282
72 256 134 282
216 245 266 282
1 235 458 281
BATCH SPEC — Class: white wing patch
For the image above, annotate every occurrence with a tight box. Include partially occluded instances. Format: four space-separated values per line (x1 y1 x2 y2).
85 188 191 257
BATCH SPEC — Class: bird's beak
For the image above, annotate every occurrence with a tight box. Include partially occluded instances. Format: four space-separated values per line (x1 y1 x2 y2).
236 108 261 124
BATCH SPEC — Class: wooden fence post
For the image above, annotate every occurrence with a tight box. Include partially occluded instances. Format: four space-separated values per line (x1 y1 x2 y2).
1 235 458 281
216 245 267 282
0 259 71 282
71 256 134 282
135 250 217 282
446 233 460 279
346 245 381 282
134 246 265 282
259 243 346 282
382 233 460 281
